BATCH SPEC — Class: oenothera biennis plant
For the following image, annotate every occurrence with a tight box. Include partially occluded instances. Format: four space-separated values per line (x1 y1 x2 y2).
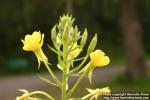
17 15 110 100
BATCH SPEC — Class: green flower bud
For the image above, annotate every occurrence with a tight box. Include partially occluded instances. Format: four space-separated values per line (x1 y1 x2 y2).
59 15 74 31
87 34 97 53
74 26 80 42
63 22 70 44
56 33 61 48
58 15 76 45
80 28 88 49
51 25 57 44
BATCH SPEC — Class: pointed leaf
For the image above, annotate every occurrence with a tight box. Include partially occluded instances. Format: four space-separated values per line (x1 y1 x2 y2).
38 74 60 87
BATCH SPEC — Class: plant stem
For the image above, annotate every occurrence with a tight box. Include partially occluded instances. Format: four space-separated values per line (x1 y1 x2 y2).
67 54 89 76
62 42 69 100
62 66 67 100
44 62 61 87
67 66 89 97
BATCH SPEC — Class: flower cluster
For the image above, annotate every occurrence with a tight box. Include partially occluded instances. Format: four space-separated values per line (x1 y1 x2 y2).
18 15 110 100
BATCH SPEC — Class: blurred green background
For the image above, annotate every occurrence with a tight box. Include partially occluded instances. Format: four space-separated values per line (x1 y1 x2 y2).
0 0 150 99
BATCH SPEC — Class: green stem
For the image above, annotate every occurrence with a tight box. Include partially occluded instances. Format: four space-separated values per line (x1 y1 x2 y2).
73 57 85 62
38 74 60 87
44 62 62 87
62 42 69 100
67 54 89 76
62 67 67 100
25 91 54 100
67 67 89 97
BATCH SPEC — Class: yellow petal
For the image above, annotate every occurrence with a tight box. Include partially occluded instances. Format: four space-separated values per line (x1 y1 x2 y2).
90 50 110 67
22 32 44 51
40 34 44 47
32 31 41 43
23 45 33 51
25 34 32 44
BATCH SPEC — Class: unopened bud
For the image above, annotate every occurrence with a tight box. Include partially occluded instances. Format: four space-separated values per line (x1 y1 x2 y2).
87 34 97 53
63 22 70 44
80 28 88 49
51 25 57 43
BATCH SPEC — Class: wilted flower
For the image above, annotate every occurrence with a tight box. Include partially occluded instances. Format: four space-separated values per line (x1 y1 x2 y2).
16 89 37 100
90 50 110 67
21 31 48 68
82 87 111 100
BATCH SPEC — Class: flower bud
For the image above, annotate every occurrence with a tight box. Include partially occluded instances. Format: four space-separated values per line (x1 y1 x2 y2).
63 22 70 44
51 25 57 44
74 26 80 42
56 33 62 48
80 28 88 49
87 34 97 53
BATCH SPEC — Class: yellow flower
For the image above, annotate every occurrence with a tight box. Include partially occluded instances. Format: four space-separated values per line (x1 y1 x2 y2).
82 50 110 83
82 87 111 100
22 31 44 51
69 43 80 59
90 50 110 67
21 31 48 67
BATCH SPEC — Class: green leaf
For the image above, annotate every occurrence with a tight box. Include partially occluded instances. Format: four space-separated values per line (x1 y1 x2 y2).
47 44 58 54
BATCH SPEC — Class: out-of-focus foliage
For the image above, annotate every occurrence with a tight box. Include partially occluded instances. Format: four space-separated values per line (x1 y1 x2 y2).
138 0 150 53
0 0 149 74
96 74 150 92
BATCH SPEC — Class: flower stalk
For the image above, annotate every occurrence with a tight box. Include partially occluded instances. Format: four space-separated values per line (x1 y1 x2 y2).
44 62 62 87
67 62 91 97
